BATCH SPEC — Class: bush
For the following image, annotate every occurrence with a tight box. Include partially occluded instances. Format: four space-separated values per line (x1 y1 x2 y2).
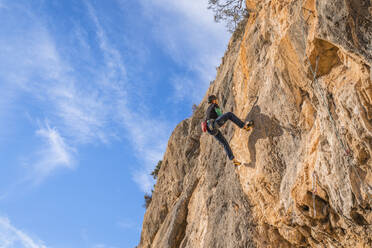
143 193 152 209
208 0 249 32
151 160 162 180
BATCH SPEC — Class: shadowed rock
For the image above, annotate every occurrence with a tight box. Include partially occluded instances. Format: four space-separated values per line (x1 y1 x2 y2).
244 106 284 168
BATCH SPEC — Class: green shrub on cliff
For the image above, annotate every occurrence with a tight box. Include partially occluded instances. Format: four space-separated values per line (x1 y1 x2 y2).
151 160 162 180
143 193 152 209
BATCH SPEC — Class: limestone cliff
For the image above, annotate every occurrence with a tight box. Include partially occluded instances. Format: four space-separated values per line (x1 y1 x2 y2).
138 0 372 247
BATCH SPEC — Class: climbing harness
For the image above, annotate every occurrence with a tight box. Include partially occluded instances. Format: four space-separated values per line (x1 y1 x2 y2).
202 119 219 134
207 119 219 136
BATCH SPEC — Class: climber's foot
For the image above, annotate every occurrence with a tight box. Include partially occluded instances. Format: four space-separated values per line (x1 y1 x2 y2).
232 158 241 167
243 120 254 132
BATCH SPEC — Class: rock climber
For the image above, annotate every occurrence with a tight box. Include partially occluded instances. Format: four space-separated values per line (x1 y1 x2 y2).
205 95 254 166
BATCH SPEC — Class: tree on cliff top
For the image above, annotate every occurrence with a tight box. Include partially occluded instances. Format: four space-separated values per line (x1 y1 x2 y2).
208 0 248 32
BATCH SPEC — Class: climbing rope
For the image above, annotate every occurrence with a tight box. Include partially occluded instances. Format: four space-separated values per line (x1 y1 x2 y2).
312 171 317 218
298 1 372 212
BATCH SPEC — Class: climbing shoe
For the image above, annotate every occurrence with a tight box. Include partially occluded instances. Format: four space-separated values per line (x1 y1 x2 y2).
232 158 241 167
243 120 254 132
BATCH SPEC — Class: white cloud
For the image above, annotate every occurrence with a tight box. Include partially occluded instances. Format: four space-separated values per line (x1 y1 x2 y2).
85 0 127 88
132 170 154 193
83 1 171 193
0 2 123 146
0 6 82 183
0 2 124 184
51 85 112 144
171 75 205 103
86 0 230 193
0 217 47 248
0 19 65 91
119 0 230 192
1 0 215 192
120 110 168 165
143 0 224 34
30 122 75 184
138 0 229 102
3 1 169 190
117 103 170 193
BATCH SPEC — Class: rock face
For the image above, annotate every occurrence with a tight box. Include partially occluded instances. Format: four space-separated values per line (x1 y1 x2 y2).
138 0 372 247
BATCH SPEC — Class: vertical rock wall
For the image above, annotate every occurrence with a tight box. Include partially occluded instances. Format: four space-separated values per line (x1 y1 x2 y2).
139 0 372 247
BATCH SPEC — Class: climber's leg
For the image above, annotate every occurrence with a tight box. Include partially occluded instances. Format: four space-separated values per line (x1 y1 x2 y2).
215 112 245 128
214 130 235 160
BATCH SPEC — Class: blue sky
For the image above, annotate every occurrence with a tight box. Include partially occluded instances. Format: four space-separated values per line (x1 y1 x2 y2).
0 0 229 247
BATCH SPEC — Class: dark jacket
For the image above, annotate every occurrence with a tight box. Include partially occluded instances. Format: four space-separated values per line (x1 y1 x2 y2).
206 103 222 120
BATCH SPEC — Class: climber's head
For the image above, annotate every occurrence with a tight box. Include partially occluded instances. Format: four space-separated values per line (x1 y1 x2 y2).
208 95 218 104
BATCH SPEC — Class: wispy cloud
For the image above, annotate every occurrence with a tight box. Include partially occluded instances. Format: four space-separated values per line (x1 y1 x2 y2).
50 84 113 144
0 4 77 184
118 99 170 193
85 1 171 193
29 122 75 184
138 0 229 102
132 170 154 194
2 1 169 190
0 2 125 183
0 216 47 248
1 0 216 193
170 75 205 103
0 2 124 143
115 0 230 192
85 0 127 90
0 15 65 91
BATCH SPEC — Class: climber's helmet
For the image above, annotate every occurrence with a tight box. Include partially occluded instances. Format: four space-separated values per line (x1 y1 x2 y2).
208 95 218 104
